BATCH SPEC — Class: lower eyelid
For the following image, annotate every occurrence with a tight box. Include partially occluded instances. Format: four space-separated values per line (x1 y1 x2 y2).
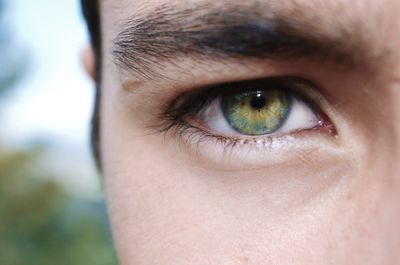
167 123 340 172
160 98 337 170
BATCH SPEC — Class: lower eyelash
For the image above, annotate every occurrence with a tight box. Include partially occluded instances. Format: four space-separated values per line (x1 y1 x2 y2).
162 122 239 150
158 114 336 158
161 121 294 154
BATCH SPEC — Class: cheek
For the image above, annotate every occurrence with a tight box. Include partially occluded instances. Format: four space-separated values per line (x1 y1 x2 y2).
105 165 400 263
99 106 399 265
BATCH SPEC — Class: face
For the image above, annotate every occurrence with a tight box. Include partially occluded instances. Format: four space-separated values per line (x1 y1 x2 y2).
95 0 400 264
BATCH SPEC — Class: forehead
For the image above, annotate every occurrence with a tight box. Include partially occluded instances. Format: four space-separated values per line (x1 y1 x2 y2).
101 0 400 26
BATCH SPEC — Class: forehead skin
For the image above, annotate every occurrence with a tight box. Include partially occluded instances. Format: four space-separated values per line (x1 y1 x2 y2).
98 0 400 264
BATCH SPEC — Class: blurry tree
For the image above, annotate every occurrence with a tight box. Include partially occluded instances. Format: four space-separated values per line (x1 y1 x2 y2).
0 147 118 265
0 1 118 264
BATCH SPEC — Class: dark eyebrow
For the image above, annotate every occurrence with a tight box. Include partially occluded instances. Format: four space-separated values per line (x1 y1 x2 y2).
112 3 371 79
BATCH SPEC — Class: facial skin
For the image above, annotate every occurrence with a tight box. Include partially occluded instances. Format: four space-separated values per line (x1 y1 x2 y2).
85 0 400 264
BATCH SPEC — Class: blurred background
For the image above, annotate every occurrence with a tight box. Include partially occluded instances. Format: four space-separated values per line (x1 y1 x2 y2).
0 0 118 264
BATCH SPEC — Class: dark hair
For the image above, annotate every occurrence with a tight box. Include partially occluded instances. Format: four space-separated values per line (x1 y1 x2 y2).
81 0 101 167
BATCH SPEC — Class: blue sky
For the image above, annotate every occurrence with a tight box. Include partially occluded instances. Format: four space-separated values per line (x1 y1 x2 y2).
3 0 94 148
0 0 101 196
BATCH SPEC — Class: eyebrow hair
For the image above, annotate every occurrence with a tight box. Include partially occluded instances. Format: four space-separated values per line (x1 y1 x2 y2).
112 3 372 79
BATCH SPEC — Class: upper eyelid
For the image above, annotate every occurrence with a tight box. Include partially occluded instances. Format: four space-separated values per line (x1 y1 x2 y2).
168 76 320 115
159 76 323 137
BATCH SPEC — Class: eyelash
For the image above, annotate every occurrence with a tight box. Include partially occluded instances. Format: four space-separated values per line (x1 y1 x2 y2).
157 76 335 151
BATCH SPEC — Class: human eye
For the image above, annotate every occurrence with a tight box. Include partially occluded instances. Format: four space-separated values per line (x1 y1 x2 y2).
159 77 336 168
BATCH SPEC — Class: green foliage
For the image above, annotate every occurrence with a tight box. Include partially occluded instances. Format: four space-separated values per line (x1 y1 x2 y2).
0 146 118 265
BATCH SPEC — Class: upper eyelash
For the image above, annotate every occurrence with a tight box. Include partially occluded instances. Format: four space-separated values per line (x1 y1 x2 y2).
160 76 318 132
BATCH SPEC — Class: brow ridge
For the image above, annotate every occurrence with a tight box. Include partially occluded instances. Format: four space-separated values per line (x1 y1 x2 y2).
112 3 368 79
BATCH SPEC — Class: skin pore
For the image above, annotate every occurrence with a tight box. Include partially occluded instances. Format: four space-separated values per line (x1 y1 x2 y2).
84 0 400 264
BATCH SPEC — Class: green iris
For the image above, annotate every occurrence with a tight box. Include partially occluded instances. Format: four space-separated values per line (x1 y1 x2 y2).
221 88 292 135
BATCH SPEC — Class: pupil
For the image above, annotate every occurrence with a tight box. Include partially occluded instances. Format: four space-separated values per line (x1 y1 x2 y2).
250 93 266 110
